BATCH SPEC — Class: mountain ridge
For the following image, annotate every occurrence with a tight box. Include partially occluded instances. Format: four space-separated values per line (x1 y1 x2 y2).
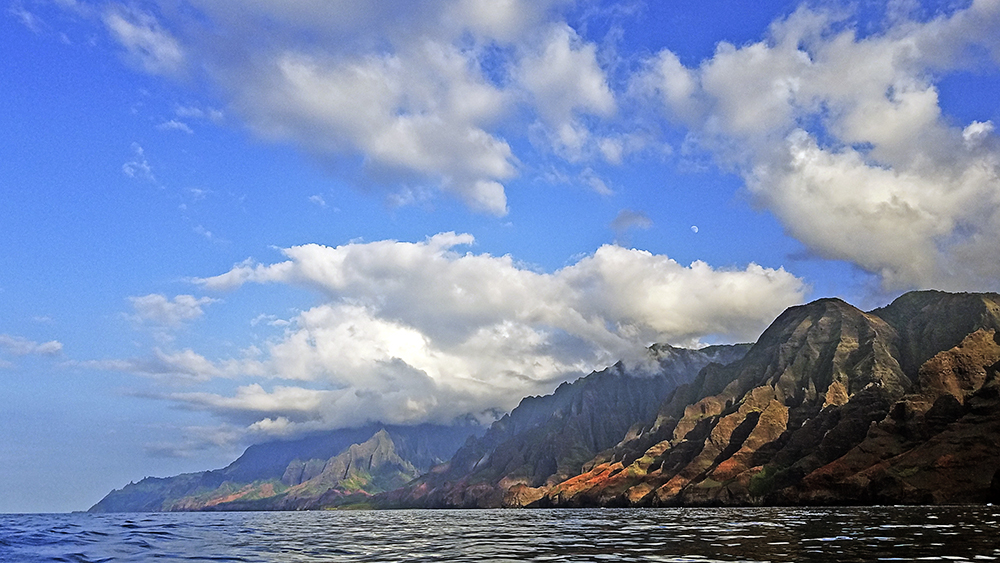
378 343 751 508
88 423 482 512
90 290 1000 511
535 290 1000 507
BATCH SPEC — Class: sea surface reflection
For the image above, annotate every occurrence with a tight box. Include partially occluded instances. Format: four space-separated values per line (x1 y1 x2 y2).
1 505 998 562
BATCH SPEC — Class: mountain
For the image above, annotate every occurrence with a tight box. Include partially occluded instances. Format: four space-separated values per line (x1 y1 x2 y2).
88 423 482 512
92 290 1000 511
379 343 751 508
193 429 423 510
782 326 1000 504
538 290 1000 507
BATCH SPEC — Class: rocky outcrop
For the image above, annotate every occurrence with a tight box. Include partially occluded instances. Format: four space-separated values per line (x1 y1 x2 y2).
538 291 1000 507
781 327 1000 504
379 343 751 508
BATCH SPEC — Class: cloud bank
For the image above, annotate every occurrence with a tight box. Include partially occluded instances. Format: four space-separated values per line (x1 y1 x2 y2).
96 0 617 216
638 2 1000 290
63 0 1000 443
89 0 1000 289
108 234 804 436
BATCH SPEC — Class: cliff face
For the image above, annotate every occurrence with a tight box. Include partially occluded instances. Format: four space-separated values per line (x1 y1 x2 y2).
782 327 1000 504
380 343 751 508
538 291 1000 507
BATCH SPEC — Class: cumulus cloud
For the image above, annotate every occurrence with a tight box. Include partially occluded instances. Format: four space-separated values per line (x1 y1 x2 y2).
170 233 805 435
129 294 217 327
89 0 618 214
235 46 515 214
637 2 1000 290
519 23 616 160
0 334 63 357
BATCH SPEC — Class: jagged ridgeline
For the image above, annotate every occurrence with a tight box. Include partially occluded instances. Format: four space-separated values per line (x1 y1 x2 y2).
88 424 485 512
90 343 747 512
91 290 1000 511
378 344 750 508
538 290 1000 507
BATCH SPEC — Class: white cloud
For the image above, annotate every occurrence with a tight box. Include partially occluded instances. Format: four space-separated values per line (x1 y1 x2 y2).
103 7 184 77
519 23 616 160
645 50 701 122
169 384 332 423
445 0 566 43
638 3 1000 290
192 225 216 240
121 143 154 181
581 167 613 196
83 348 261 383
157 119 193 134
174 105 224 123
10 2 43 34
83 0 628 213
233 46 515 215
598 137 624 164
963 121 995 149
129 294 217 327
179 233 804 434
520 24 616 122
0 334 63 356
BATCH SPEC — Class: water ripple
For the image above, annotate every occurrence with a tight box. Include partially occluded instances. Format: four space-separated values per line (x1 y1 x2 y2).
1 506 999 562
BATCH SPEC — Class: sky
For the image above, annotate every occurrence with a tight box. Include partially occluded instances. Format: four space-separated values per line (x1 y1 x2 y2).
1 0 999 513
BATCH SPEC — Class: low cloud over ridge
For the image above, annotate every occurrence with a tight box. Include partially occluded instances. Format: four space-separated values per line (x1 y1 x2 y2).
144 233 810 436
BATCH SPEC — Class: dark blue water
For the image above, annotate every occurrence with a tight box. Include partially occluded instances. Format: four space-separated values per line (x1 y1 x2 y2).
1 506 998 562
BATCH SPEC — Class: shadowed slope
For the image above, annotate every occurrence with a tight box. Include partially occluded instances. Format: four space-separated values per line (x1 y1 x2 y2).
380 344 750 508
539 291 1000 507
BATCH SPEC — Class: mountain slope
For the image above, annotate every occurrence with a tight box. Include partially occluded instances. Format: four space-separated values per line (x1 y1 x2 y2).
782 326 1000 504
183 429 423 510
539 291 1000 507
88 423 481 512
380 343 751 508
90 290 1000 511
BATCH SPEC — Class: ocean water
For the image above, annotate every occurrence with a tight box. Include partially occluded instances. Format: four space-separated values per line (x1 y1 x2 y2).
1 506 998 562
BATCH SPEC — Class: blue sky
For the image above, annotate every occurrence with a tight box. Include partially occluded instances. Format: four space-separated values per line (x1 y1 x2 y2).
2 0 999 513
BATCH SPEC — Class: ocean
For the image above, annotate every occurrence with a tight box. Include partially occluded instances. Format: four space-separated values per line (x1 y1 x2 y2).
1 506 997 562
